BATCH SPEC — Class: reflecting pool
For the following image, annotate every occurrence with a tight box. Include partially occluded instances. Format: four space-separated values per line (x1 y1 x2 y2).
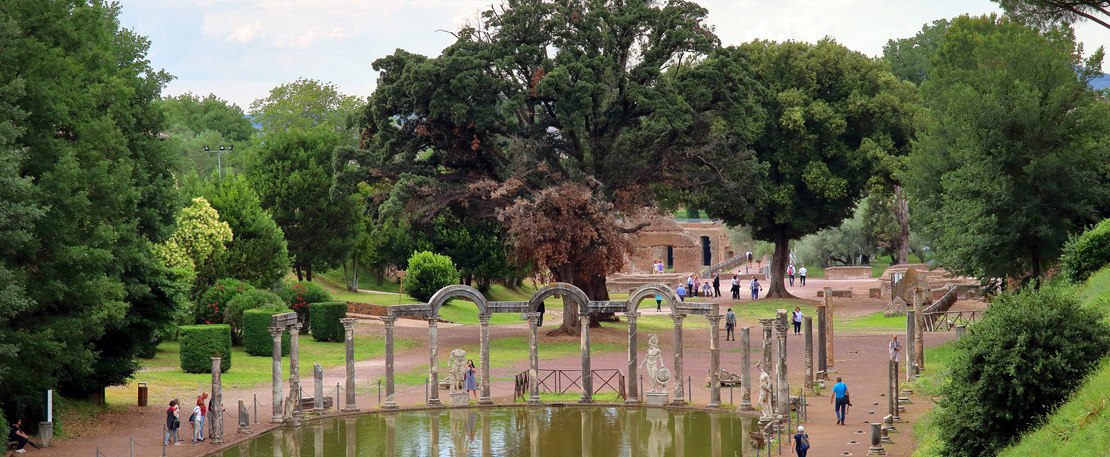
217 407 760 457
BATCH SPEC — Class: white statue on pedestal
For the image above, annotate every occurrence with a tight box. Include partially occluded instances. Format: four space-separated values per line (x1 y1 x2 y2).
757 361 774 419
639 334 669 393
448 349 466 393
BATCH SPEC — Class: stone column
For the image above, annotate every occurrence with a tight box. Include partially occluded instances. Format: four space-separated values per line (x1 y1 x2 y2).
478 313 493 405
381 316 398 409
738 327 753 411
313 363 324 413
759 319 774 376
211 357 224 443
340 318 358 412
803 316 814 393
269 327 284 423
707 314 722 408
427 316 442 407
905 310 915 382
525 312 541 404
774 311 789 418
817 305 827 379
890 360 901 424
824 288 835 372
580 312 593 403
671 313 686 405
868 422 886 455
289 323 302 420
913 287 925 374
237 400 251 434
625 312 641 404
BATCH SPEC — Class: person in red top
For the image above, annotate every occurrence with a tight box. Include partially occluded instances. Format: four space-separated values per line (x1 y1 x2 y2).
195 392 208 442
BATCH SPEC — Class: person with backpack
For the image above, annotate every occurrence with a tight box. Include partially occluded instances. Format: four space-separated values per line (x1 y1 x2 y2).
164 400 181 445
830 377 851 425
750 278 762 300
787 264 795 287
791 425 810 456
724 308 737 341
191 397 205 443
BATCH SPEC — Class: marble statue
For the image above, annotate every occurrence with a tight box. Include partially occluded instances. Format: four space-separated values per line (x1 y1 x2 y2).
639 334 668 393
757 361 774 420
448 348 466 392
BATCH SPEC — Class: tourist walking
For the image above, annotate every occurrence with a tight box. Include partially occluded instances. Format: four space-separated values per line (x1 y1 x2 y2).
465 360 478 400
730 275 740 299
750 278 762 300
537 301 545 327
712 272 721 297
655 294 663 312
830 377 850 425
165 400 181 445
799 265 808 286
787 264 795 287
676 285 687 302
791 426 810 456
792 307 804 334
725 308 737 341
889 335 901 362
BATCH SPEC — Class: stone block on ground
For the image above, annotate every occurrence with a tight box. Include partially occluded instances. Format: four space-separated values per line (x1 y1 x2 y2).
825 266 872 280
645 392 670 406
869 288 882 299
450 392 469 407
817 288 852 298
884 297 908 317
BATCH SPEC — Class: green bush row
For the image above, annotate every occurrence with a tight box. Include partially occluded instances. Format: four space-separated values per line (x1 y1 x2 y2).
309 302 348 342
242 310 291 356
179 325 232 373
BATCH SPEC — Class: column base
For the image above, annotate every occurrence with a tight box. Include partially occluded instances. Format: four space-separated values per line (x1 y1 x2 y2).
578 396 594 404
737 402 754 412
381 402 399 410
270 418 285 424
707 402 720 409
427 399 444 407
624 398 641 405
312 407 325 414
527 396 542 405
341 406 360 412
237 424 253 434
478 397 494 406
669 400 687 407
867 446 887 455
645 392 669 406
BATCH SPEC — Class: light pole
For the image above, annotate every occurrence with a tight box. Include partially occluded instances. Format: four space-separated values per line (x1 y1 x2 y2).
205 145 234 179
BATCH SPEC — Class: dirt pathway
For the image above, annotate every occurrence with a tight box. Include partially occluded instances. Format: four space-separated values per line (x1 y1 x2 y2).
26 277 958 457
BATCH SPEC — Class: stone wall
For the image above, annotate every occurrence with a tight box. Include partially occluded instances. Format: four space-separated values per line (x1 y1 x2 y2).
824 266 872 280
621 213 732 276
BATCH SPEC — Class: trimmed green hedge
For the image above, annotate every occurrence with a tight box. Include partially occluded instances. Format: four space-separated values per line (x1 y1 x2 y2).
179 325 232 373
243 310 292 356
309 302 347 342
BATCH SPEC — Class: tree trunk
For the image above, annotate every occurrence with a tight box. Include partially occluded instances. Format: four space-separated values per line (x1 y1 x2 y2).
764 230 796 299
1031 243 1042 289
306 268 313 282
295 267 304 282
895 185 910 265
582 274 608 328
351 257 359 291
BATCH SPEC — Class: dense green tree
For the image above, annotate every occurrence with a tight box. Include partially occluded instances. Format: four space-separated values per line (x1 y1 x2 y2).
793 201 871 267
183 173 290 291
249 78 362 137
903 15 1110 286
0 0 179 417
696 39 919 298
995 0 1110 30
161 93 254 177
882 19 951 86
153 197 233 288
340 0 723 334
249 129 360 281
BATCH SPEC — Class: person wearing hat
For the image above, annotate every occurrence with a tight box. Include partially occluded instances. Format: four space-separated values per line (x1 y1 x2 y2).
791 425 810 456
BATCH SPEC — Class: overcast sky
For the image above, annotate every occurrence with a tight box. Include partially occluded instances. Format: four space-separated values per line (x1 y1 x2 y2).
118 0 1110 110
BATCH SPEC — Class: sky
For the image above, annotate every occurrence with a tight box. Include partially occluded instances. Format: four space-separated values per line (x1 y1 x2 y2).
117 0 1110 110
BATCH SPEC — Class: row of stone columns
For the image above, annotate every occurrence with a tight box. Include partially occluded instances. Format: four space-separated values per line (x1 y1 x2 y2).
266 317 364 425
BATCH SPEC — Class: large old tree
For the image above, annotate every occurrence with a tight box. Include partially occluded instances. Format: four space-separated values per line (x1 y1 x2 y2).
695 40 919 298
338 0 730 335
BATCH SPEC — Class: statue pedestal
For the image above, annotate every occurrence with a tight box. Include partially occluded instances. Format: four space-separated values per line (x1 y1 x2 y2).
645 392 670 406
450 392 469 407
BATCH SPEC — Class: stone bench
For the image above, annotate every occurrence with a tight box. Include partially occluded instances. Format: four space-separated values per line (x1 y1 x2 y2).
824 266 872 280
816 288 853 298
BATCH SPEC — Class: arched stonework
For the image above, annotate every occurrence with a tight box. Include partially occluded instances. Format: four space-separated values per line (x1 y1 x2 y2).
528 282 590 313
428 285 488 317
626 284 683 313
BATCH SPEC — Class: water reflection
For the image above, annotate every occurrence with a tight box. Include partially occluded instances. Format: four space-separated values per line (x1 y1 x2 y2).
215 407 758 457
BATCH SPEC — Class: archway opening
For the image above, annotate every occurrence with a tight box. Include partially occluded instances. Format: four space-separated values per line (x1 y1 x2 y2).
701 236 711 266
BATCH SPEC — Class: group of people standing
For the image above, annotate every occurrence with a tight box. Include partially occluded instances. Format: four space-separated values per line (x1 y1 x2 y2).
163 391 219 446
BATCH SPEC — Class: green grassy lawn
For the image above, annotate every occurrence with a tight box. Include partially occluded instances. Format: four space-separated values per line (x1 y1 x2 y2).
732 299 814 321
108 337 420 405
998 357 1110 457
838 312 906 332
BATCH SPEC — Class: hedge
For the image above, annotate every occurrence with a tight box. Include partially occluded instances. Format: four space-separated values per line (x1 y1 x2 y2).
243 310 292 356
179 325 232 373
195 279 256 325
279 281 332 335
310 302 348 342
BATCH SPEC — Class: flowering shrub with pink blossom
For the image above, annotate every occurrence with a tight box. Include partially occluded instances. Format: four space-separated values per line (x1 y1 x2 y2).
278 281 332 334
195 278 256 325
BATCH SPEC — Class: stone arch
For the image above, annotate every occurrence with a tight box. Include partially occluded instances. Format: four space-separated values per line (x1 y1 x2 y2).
626 284 683 314
428 285 488 317
528 282 590 313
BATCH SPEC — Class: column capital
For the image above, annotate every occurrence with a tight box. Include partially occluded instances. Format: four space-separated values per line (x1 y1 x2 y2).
268 326 284 338
340 318 358 329
758 318 775 328
380 316 397 328
579 312 591 324
624 312 641 323
706 314 722 325
290 322 302 334
670 313 685 324
774 319 789 335
478 313 492 326
524 312 541 326
427 315 439 325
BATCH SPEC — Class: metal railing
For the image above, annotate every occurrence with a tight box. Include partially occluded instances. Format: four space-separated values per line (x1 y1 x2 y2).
514 369 626 400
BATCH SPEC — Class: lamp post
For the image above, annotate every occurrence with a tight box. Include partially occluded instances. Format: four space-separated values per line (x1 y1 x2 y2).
205 145 234 179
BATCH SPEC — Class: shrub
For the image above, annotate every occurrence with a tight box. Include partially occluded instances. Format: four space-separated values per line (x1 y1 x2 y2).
1062 219 1110 283
309 302 347 342
279 281 332 334
224 289 285 344
403 251 458 302
935 286 1110 457
179 325 232 373
195 278 256 325
242 310 291 356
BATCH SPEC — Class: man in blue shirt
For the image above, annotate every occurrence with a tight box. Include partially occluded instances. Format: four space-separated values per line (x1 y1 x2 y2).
676 285 687 302
830 377 850 424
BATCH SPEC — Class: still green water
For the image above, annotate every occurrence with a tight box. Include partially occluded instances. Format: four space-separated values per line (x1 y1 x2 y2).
218 407 761 457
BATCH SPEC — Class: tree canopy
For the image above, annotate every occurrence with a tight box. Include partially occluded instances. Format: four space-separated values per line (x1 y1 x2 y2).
903 15 1110 285
995 0 1110 30
0 0 179 419
161 93 254 177
250 78 363 136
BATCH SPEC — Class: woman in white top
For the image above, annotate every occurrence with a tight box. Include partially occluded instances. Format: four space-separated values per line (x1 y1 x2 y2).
792 306 804 334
